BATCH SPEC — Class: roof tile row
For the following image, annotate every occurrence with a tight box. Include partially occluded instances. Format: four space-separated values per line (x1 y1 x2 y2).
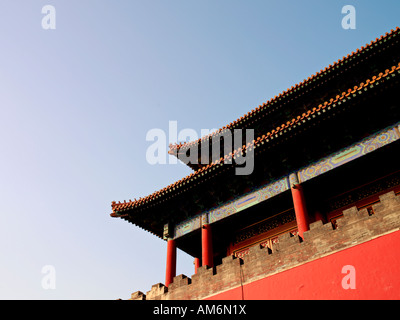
111 61 400 214
169 27 400 152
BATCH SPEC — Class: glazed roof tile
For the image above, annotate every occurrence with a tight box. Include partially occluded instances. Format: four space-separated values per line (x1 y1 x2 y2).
111 60 400 215
169 27 400 154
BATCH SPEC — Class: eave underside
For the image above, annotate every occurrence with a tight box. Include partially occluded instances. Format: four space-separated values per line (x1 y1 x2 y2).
114 76 400 243
175 140 400 258
169 28 400 171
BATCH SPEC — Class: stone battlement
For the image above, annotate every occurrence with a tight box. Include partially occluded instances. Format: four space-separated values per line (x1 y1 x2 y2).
130 191 400 300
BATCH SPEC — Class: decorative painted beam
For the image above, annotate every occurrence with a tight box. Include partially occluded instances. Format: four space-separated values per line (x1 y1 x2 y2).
174 177 290 239
173 122 400 240
298 124 400 183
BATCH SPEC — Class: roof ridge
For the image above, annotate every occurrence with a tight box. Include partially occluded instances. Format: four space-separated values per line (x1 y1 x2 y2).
111 61 400 214
169 27 400 153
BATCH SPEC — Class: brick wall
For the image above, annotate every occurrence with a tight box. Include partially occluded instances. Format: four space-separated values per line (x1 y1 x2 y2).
130 191 400 300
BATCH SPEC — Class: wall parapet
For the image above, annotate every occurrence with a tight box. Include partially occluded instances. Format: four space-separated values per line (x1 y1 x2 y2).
130 191 400 300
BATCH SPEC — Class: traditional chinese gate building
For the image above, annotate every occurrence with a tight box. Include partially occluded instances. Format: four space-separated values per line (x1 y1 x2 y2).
111 28 400 300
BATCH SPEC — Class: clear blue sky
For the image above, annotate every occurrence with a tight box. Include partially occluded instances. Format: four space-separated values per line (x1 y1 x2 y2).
0 0 399 299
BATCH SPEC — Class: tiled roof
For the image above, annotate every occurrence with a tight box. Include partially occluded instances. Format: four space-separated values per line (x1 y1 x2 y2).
169 27 400 155
111 60 400 215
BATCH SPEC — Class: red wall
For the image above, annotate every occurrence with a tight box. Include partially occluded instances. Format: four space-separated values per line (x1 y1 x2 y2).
207 230 400 300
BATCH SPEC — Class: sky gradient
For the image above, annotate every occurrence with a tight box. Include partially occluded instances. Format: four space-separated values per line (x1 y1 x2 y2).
1 0 399 299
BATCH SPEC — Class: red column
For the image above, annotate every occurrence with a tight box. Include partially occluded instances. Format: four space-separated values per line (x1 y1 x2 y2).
202 224 213 268
165 239 176 287
291 184 309 239
194 257 200 274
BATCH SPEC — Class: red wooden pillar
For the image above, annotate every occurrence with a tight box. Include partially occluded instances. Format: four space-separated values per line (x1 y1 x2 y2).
194 257 201 274
165 238 176 287
291 183 309 239
202 224 213 268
